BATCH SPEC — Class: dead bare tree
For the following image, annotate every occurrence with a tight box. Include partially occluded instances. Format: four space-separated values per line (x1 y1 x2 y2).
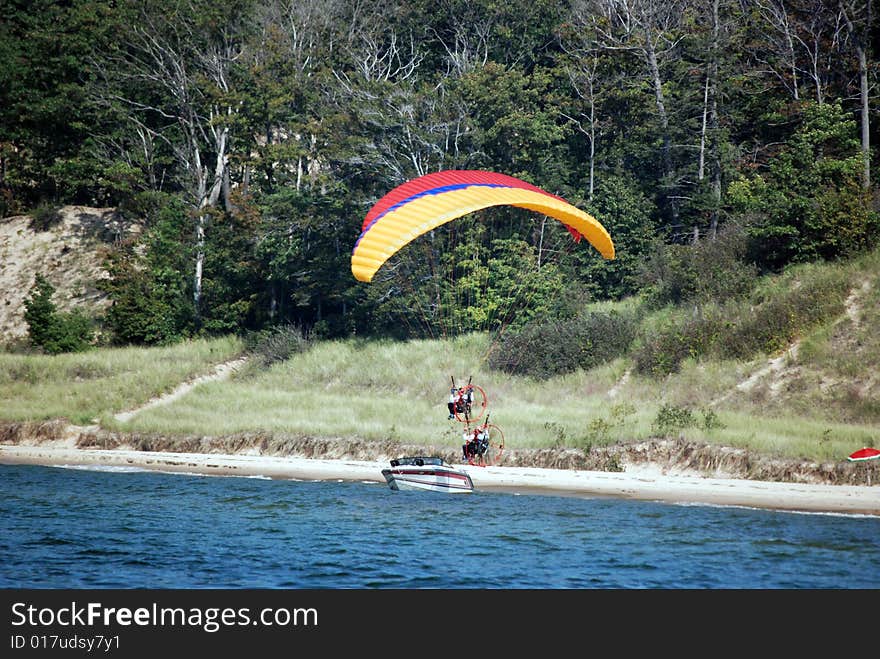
752 0 847 106
91 4 243 322
564 57 601 200
753 0 804 100
331 2 472 184
559 7 606 201
837 0 872 189
579 0 687 223
250 0 345 193
703 0 723 238
429 0 492 78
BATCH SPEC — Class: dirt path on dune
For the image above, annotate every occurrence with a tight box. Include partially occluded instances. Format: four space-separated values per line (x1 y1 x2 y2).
711 277 873 408
45 357 250 446
113 357 249 423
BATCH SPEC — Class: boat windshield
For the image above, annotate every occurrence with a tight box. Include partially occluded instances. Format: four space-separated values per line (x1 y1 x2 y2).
390 456 445 467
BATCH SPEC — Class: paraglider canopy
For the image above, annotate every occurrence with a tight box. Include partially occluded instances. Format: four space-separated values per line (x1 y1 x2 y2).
351 170 614 283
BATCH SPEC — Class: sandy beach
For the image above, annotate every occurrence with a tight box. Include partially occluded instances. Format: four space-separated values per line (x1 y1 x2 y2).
2 442 878 516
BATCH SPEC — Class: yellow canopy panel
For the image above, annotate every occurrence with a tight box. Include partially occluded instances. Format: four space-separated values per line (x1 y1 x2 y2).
351 185 614 283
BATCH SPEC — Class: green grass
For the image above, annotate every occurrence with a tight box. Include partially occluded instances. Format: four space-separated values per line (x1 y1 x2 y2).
3 252 880 464
87 332 874 462
0 336 244 425
1 330 877 461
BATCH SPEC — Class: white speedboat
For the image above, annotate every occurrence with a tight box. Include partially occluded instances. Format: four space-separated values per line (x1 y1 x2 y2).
382 456 474 493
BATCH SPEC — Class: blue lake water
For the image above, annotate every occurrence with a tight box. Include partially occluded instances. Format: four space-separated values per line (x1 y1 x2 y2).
2 464 879 589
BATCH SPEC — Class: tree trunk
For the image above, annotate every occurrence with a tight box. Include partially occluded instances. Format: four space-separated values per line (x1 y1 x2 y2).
194 218 205 321
708 0 721 238
537 216 546 268
269 281 277 322
699 74 709 182
839 0 871 189
588 75 596 200
857 43 870 188
192 120 228 322
646 31 676 223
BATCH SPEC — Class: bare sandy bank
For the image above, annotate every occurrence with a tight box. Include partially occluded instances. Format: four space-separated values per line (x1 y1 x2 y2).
2 443 878 517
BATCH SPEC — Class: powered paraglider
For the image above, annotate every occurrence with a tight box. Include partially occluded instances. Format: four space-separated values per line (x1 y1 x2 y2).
351 170 615 283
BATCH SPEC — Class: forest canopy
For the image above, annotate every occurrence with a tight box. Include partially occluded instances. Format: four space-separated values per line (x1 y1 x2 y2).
1 0 877 346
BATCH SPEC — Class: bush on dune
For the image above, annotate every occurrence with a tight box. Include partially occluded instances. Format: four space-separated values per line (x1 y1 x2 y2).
244 324 312 367
632 261 851 375
488 308 639 379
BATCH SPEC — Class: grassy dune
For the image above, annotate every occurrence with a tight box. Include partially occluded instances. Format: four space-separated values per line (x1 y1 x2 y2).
10 329 859 463
2 254 879 464
0 336 243 425
0 332 876 462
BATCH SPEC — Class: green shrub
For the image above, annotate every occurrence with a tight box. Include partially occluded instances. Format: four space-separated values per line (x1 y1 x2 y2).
700 408 725 431
652 403 697 436
639 223 759 309
28 204 62 231
634 261 850 375
489 308 639 379
40 310 94 354
652 404 726 436
633 306 729 376
245 324 312 367
543 421 569 448
583 402 636 445
639 242 696 308
23 274 93 354
23 274 56 348
721 264 849 359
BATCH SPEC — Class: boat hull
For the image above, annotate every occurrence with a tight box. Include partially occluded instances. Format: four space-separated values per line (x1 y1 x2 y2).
382 466 473 493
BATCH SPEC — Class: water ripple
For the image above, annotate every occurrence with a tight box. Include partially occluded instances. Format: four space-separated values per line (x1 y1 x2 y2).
1 464 878 588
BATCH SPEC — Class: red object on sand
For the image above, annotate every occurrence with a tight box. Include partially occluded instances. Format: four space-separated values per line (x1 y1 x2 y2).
847 447 880 462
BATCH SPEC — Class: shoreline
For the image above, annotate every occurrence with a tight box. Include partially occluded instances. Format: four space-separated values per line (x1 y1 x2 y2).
2 443 879 517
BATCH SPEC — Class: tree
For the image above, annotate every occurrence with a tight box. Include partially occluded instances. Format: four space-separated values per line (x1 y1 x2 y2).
90 0 257 325
100 194 194 345
0 0 127 212
23 274 94 354
579 0 689 225
22 274 56 350
837 0 872 188
578 175 659 300
728 101 876 270
558 12 607 200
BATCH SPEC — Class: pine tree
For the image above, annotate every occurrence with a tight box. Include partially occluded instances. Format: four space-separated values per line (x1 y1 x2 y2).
23 274 57 350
